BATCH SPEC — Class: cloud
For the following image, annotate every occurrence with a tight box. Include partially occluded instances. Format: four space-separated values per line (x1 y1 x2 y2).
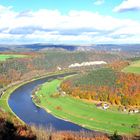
0 5 12 13
113 0 140 12
94 0 104 5
0 5 140 44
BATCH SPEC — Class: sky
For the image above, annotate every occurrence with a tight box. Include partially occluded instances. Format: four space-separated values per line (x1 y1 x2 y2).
0 0 140 44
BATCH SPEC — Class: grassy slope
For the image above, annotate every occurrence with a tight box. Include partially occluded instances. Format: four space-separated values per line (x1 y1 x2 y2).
122 60 140 74
0 54 27 61
0 83 26 124
33 79 140 134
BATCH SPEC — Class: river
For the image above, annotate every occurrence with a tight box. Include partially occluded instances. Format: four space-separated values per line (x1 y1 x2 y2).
8 73 92 131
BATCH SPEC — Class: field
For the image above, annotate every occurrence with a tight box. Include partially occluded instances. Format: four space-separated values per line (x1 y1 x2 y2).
33 79 140 134
0 54 27 61
122 60 140 74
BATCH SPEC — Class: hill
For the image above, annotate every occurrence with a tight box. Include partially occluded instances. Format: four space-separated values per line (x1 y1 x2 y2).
61 68 140 106
0 44 140 53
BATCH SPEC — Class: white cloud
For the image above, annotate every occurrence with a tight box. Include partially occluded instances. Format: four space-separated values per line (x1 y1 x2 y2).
0 5 140 44
113 0 140 12
94 0 104 5
0 5 12 13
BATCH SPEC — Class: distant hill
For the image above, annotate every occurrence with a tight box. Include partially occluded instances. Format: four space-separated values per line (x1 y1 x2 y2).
0 43 140 53
92 44 140 52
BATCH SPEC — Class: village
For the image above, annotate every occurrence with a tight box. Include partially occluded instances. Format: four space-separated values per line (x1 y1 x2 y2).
57 86 140 115
96 102 139 114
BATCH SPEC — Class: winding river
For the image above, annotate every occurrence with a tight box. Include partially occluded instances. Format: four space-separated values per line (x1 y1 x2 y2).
8 73 91 131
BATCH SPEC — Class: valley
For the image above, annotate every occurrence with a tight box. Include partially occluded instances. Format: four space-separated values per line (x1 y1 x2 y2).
0 47 139 139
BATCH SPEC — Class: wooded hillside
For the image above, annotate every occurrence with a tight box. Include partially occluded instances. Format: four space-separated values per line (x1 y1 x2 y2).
61 67 140 106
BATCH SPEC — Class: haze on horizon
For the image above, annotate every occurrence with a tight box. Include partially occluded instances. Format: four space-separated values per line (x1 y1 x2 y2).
0 0 140 45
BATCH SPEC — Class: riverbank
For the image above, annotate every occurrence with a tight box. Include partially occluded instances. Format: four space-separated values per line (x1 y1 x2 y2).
32 78 140 135
0 70 74 123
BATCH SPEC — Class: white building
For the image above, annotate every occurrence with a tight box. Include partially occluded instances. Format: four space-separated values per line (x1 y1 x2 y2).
57 66 62 70
103 103 110 110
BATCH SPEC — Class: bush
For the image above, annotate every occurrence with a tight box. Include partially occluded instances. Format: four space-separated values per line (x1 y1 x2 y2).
55 106 62 111
131 124 140 129
110 131 122 140
50 93 60 98
0 118 36 140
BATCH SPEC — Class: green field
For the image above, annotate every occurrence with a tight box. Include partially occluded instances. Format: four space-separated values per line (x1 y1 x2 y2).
0 54 27 61
123 60 140 74
33 79 140 134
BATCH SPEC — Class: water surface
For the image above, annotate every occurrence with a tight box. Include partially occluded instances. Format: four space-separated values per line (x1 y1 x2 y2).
8 73 92 131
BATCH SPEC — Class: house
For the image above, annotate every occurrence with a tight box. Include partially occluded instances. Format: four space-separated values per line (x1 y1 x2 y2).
128 108 139 114
96 103 102 109
103 103 110 110
123 106 127 112
96 103 110 110
57 87 66 96
57 66 62 70
134 109 139 113
124 108 127 112
60 91 66 97
129 109 134 114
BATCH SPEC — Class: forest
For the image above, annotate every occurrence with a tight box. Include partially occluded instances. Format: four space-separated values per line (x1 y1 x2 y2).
61 63 140 106
0 51 124 90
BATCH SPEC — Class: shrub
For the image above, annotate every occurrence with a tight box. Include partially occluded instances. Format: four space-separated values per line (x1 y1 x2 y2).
55 106 62 111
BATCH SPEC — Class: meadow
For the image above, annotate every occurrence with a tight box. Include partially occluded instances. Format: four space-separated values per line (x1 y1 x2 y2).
0 54 27 61
33 79 140 134
123 60 140 74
